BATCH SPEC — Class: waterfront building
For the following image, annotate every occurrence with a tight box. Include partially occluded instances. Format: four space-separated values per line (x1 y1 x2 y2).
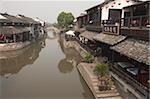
33 17 46 36
0 26 30 51
85 4 102 32
76 13 88 29
16 14 42 39
0 13 45 51
75 0 149 98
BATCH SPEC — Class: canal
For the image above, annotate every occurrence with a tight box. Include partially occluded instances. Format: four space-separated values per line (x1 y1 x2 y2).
0 31 95 99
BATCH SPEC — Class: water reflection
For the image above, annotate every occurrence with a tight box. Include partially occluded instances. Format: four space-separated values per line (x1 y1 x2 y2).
47 31 57 40
58 34 95 99
0 31 95 99
0 37 46 77
58 35 82 74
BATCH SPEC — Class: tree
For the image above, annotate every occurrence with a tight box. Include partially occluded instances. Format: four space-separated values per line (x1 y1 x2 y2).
93 63 112 91
94 63 108 78
57 11 74 29
84 53 93 63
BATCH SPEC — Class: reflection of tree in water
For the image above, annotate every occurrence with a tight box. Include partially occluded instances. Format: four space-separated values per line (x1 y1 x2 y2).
58 35 95 98
58 58 73 73
0 38 46 77
58 35 82 74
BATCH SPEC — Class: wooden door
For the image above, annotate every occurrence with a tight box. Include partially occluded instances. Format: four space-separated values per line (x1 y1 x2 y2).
108 9 122 23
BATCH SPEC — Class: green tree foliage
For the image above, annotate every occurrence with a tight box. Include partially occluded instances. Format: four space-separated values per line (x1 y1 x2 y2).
84 53 93 63
93 63 113 91
57 12 74 29
93 63 108 77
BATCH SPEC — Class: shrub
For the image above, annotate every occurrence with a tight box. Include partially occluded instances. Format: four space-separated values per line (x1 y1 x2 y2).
93 63 108 78
84 53 93 63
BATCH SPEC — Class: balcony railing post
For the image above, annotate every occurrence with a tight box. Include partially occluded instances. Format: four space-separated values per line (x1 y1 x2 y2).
139 16 142 29
128 17 130 28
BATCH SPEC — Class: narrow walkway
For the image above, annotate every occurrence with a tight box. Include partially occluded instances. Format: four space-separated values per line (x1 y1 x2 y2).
77 63 122 99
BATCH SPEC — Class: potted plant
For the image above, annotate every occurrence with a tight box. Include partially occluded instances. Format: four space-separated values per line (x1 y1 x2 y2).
93 63 112 91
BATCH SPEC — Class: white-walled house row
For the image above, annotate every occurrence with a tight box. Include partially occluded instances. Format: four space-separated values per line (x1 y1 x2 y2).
101 0 146 20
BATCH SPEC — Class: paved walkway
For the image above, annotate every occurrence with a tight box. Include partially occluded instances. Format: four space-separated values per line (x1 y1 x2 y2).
77 63 122 99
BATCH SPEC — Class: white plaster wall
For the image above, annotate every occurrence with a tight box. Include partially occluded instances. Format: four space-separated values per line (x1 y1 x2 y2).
101 0 137 20
0 14 7 19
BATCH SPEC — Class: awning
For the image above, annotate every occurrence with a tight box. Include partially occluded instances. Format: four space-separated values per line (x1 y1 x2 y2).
111 38 150 65
127 68 139 76
93 32 126 45
79 31 97 41
117 62 135 68
65 30 75 36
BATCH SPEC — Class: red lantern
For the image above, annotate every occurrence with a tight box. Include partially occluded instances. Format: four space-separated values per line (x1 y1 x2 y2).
114 2 116 4
111 5 114 7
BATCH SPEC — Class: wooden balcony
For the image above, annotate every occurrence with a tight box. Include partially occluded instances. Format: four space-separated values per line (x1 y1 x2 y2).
110 63 149 98
120 15 149 40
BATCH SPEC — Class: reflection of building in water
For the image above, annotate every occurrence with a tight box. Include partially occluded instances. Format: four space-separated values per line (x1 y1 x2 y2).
0 38 46 77
58 36 82 74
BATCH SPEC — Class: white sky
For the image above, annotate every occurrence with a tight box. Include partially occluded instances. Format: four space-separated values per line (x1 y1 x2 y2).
1 0 104 23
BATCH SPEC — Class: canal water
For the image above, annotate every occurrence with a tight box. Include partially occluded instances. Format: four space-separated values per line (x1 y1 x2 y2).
0 31 95 99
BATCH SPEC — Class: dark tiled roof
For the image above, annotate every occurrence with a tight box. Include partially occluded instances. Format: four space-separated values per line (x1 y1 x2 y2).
17 14 40 24
75 28 86 33
79 31 97 41
111 38 150 65
123 1 148 9
93 33 126 45
0 14 11 23
0 26 29 34
0 13 25 23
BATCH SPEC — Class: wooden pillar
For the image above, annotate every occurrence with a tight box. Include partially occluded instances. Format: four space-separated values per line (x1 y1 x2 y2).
98 8 101 26
87 13 90 23
130 7 134 27
13 34 16 42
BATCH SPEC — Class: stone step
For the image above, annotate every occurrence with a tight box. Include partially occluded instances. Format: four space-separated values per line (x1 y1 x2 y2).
93 86 99 90
97 96 122 99
91 79 99 83
95 89 118 94
96 92 120 98
92 82 98 86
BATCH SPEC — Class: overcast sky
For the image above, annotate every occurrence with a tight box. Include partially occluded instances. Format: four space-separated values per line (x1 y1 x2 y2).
1 0 104 23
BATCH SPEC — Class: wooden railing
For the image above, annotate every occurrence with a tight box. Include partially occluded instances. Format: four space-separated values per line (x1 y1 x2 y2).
121 15 150 28
103 25 120 35
102 20 119 25
101 15 149 35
